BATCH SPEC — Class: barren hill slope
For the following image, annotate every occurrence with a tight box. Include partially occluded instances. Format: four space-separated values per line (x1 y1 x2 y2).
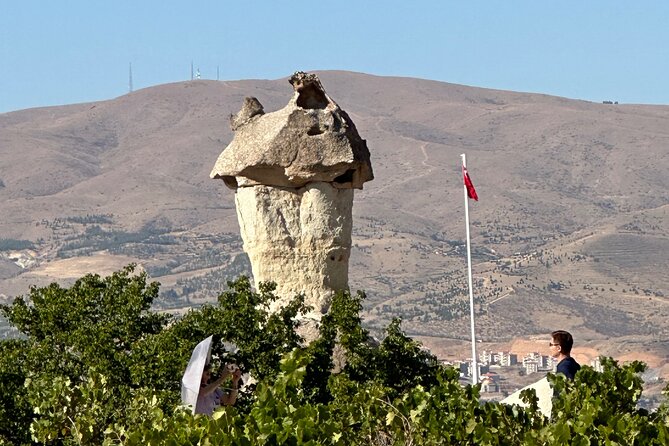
1 71 668 364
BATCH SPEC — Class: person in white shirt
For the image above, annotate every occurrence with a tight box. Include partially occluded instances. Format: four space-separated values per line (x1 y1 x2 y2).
195 363 242 415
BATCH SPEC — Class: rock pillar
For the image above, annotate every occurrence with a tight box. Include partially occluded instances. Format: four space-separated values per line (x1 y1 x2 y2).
210 72 373 316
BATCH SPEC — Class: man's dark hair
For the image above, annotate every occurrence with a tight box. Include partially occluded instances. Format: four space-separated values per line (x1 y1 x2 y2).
551 330 574 354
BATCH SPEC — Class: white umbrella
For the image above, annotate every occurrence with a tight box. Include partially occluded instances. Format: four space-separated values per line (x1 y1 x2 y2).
500 376 553 418
181 335 213 412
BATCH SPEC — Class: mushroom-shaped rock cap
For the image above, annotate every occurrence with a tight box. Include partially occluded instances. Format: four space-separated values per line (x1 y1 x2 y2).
210 72 373 189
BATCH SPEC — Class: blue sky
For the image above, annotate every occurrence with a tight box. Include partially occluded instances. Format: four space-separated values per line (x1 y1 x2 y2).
1 1 668 113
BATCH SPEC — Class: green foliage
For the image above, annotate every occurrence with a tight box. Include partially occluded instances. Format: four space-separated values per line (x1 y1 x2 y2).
64 214 114 225
326 366 546 445
105 350 345 446
0 265 172 444
27 373 115 445
128 276 309 413
533 358 667 445
0 268 312 444
2 265 167 387
1 265 668 445
324 290 441 398
244 350 345 445
0 238 34 251
0 339 31 445
55 225 178 258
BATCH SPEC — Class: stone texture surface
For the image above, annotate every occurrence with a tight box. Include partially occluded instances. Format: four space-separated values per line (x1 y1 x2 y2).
235 183 352 314
211 72 373 321
211 72 373 190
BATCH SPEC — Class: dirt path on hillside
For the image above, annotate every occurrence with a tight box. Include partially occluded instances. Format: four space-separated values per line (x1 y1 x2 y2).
29 253 139 278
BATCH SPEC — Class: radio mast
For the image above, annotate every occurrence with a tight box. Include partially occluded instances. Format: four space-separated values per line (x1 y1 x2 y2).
128 63 133 93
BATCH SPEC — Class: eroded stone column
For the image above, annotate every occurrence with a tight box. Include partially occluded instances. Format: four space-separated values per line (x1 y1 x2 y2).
210 72 373 317
235 183 352 313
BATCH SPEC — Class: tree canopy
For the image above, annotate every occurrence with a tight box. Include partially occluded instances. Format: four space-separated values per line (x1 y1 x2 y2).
0 265 668 445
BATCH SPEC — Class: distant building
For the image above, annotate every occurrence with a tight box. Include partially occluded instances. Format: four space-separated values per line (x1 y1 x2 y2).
480 350 493 365
538 355 549 369
590 357 603 372
480 350 517 367
480 372 500 393
458 360 489 379
523 352 539 363
458 361 469 377
481 376 500 393
524 360 539 375
499 352 518 366
522 352 555 372
549 356 559 371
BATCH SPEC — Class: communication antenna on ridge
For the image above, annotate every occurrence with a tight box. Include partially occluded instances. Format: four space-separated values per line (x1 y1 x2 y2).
217 65 220 81
191 61 194 80
128 63 133 93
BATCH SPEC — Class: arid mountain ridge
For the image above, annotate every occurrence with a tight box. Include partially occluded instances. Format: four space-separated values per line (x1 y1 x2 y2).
1 71 668 372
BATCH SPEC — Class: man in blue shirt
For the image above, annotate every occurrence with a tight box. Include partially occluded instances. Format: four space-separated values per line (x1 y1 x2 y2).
550 330 580 380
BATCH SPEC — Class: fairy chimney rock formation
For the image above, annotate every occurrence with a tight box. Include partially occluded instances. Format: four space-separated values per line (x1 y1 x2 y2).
211 72 373 316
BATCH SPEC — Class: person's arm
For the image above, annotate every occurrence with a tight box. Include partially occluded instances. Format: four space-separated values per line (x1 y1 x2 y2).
200 368 232 396
220 368 242 406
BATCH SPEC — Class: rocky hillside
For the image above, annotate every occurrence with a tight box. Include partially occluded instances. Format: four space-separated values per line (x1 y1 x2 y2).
1 71 668 365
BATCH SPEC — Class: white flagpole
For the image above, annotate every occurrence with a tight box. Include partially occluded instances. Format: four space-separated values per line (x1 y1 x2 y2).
461 153 478 386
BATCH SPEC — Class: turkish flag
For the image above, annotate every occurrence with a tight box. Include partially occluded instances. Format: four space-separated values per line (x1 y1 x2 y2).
463 165 478 201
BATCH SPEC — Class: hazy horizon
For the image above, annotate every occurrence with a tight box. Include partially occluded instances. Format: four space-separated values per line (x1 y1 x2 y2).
2 1 669 113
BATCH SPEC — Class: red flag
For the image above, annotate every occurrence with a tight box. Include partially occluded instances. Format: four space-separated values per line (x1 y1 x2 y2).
463 165 478 201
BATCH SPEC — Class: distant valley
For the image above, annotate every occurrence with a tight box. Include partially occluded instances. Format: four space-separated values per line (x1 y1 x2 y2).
1 71 668 379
